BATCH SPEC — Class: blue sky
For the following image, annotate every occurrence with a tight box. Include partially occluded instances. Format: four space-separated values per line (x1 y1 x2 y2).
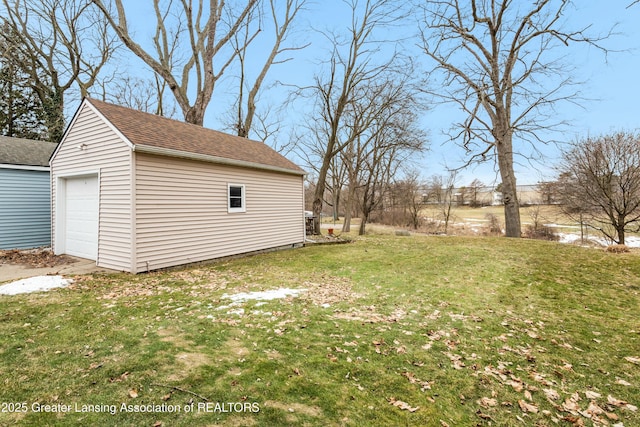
103 1 640 187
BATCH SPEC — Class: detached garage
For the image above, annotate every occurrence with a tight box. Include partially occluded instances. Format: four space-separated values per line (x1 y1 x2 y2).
50 98 306 273
0 136 58 249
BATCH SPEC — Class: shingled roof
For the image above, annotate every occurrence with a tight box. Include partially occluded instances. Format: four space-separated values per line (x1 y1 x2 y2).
86 98 304 175
0 136 58 167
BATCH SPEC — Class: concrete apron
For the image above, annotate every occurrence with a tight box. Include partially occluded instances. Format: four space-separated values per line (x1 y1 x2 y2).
0 256 115 284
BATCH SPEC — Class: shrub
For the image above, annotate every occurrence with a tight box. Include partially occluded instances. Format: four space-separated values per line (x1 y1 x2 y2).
523 224 559 241
484 213 503 235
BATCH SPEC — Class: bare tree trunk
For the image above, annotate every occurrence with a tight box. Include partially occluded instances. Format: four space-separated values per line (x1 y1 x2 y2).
496 132 521 237
342 181 357 233
311 151 334 234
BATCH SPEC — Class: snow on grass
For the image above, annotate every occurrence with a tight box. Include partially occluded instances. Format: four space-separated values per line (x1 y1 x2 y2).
557 233 640 247
0 275 72 295
221 288 307 303
217 288 307 315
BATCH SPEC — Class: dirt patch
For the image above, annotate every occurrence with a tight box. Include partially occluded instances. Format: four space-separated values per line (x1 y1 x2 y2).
157 327 194 348
0 249 75 268
166 352 211 382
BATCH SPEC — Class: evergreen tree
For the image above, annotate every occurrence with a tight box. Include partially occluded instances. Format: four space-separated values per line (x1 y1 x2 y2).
0 23 48 140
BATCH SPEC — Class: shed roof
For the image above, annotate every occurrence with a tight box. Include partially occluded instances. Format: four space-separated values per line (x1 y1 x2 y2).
0 136 58 167
86 98 305 175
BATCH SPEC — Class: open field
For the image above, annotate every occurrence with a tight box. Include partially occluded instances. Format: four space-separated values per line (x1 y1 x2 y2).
0 234 638 426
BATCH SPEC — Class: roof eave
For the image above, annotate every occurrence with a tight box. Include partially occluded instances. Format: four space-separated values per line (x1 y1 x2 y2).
132 144 306 176
0 163 50 171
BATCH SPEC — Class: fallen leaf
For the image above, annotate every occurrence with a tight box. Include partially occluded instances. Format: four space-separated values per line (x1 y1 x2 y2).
476 410 492 420
439 421 450 427
607 395 627 407
153 422 162 427
527 330 541 339
530 371 554 387
161 394 172 401
624 356 640 365
518 399 539 413
524 390 533 401
388 397 419 412
477 397 498 408
507 380 524 393
626 404 638 412
402 371 418 384
562 398 581 413
585 390 601 399
129 389 138 398
615 379 632 386
543 388 560 401
586 401 604 416
605 411 619 420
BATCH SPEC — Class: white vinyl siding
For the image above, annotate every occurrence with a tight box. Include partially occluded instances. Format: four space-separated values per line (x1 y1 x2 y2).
134 153 304 272
50 103 132 271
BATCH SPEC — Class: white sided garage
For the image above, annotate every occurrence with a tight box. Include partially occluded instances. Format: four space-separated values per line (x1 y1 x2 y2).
56 174 99 260
49 98 305 273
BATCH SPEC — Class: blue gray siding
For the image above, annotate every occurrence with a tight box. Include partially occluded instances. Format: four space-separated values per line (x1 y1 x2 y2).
0 167 51 249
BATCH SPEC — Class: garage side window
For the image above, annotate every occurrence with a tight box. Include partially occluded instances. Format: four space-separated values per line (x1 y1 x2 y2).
228 184 246 213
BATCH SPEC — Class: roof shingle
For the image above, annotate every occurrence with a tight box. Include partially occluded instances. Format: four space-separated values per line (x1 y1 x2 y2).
0 136 58 167
86 98 304 175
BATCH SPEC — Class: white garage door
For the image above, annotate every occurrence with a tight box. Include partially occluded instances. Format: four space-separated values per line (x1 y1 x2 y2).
65 175 98 260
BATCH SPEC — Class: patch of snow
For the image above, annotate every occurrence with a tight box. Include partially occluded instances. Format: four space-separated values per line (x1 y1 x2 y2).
227 308 245 316
556 233 640 248
0 275 73 295
221 288 307 303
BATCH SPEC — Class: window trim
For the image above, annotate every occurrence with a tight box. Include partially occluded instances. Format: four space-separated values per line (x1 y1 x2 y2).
227 183 246 213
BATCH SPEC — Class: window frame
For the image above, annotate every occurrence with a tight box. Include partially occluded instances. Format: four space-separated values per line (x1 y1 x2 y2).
227 183 246 213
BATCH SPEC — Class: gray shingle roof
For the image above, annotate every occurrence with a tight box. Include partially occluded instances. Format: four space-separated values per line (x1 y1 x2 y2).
0 136 58 167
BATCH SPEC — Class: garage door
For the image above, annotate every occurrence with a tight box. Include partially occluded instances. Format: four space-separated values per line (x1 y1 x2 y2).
65 175 98 260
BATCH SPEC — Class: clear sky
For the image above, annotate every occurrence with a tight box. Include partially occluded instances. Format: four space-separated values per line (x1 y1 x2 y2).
98 1 640 187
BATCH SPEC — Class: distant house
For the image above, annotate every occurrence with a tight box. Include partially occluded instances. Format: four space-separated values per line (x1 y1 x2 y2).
0 136 58 249
50 98 306 273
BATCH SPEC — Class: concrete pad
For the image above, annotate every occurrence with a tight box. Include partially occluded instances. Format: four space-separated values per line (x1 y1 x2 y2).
0 256 117 284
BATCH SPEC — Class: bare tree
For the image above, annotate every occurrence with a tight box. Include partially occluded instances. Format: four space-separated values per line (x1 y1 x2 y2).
442 171 459 233
230 0 308 138
338 73 426 235
558 131 640 245
301 0 409 235
94 0 303 130
92 0 260 125
417 0 610 237
425 175 444 204
95 74 178 118
468 178 484 207
1 0 119 142
393 170 425 230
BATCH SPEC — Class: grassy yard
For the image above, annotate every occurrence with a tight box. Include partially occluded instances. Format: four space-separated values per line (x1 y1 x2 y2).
0 235 638 426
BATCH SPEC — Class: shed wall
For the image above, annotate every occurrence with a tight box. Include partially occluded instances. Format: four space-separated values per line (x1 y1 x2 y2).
0 168 51 249
50 103 132 271
134 154 304 272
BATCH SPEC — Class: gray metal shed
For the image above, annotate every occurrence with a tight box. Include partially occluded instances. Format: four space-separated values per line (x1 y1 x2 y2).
0 136 58 249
